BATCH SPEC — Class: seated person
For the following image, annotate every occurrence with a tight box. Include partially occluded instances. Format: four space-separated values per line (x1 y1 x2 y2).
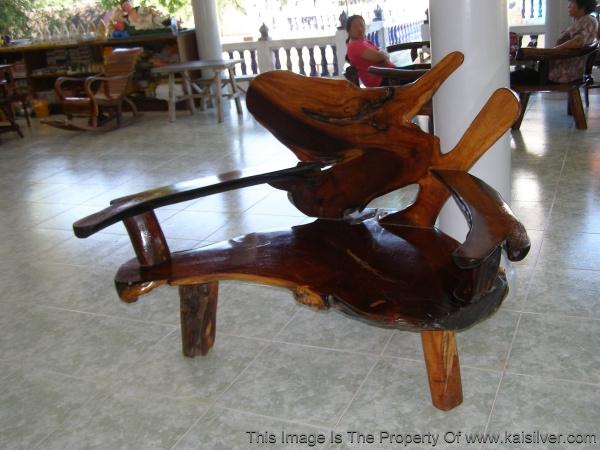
345 14 395 87
511 0 598 84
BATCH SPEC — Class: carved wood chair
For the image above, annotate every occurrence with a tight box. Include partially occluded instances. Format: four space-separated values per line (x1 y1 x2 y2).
73 51 529 411
42 47 143 132
511 44 598 130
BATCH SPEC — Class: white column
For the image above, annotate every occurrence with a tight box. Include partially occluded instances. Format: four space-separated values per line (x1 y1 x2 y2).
191 0 223 60
429 0 511 242
545 0 571 48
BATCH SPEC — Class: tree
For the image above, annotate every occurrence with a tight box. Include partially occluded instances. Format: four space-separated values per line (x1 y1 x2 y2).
0 0 33 37
99 0 190 15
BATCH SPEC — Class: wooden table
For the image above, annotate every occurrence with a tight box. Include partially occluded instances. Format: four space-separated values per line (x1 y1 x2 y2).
151 59 243 123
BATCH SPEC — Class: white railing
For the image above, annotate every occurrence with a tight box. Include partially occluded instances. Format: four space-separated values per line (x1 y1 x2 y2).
223 34 342 78
222 19 427 80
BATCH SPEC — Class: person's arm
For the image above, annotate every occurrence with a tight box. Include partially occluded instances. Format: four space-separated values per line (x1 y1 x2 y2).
359 46 390 63
554 35 585 49
554 16 597 48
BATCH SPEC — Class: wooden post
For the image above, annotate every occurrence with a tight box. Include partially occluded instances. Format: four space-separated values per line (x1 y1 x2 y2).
421 330 463 411
123 211 171 267
179 282 219 357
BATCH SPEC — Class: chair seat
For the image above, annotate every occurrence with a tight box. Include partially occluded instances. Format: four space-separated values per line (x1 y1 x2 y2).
115 214 507 331
512 81 583 93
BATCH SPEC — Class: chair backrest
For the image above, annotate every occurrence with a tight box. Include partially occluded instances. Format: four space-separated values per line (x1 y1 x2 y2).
583 41 599 80
246 51 519 227
102 47 143 98
0 64 16 99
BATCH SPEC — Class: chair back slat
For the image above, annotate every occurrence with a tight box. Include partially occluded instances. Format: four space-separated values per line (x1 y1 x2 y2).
102 47 142 98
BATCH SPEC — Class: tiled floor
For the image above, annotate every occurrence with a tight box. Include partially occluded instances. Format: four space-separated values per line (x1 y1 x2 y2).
1 93 600 450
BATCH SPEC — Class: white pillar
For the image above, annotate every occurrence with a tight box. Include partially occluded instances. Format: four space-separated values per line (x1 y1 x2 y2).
545 0 571 48
191 0 222 60
429 0 511 242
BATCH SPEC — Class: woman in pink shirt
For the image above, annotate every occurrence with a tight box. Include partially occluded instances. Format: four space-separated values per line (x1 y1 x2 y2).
346 15 396 87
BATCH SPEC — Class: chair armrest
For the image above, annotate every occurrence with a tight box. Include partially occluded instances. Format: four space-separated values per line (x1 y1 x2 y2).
54 76 90 101
431 169 530 269
386 41 430 53
73 162 324 238
368 66 428 81
515 46 595 62
83 73 132 100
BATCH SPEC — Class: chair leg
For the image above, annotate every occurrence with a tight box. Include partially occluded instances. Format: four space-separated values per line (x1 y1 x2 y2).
116 104 123 126
421 330 463 411
569 87 587 129
512 92 529 130
179 282 219 357
21 99 31 128
584 85 590 108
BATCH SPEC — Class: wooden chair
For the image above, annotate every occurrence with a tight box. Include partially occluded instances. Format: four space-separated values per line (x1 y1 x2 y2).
42 47 143 132
73 51 529 411
0 64 29 141
511 44 598 130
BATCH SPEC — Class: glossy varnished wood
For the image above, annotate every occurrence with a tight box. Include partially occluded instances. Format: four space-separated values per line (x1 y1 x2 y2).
73 162 323 238
421 330 463 411
431 169 530 268
113 215 509 331
72 52 530 411
179 283 218 356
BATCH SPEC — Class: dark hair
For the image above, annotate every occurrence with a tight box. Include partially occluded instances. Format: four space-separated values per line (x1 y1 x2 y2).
346 15 365 34
574 0 597 14
345 14 365 46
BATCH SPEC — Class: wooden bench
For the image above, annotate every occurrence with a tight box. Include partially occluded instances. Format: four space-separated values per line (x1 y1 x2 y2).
73 51 529 411
511 45 598 130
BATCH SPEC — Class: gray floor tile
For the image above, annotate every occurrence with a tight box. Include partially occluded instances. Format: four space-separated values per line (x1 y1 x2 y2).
502 264 533 311
218 281 299 339
173 407 329 450
487 373 600 449
538 232 600 271
124 332 268 401
384 310 519 371
333 358 501 449
546 201 600 235
524 267 600 318
510 201 549 231
0 367 101 450
275 307 393 354
508 313 600 384
38 384 208 450
218 343 377 427
28 313 175 380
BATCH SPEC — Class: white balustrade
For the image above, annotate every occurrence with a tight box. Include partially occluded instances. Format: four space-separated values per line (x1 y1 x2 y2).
222 18 426 80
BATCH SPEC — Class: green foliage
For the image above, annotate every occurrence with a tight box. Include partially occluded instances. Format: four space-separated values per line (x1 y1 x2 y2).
0 0 33 36
99 0 188 14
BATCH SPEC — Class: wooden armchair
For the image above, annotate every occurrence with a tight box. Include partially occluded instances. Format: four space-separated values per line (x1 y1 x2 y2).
511 44 598 130
73 51 529 411
42 47 143 132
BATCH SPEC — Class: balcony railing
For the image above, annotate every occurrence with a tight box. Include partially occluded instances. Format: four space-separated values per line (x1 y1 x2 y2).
222 18 427 80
